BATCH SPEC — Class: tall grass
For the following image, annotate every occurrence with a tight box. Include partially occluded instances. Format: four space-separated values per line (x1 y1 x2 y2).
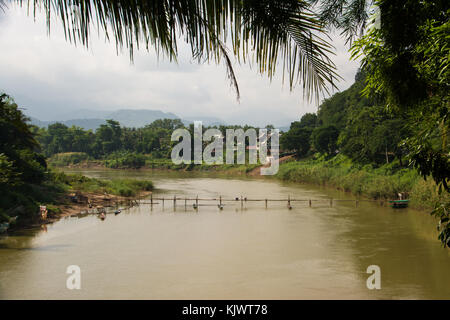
52 172 153 197
49 152 90 166
144 159 259 173
276 154 445 209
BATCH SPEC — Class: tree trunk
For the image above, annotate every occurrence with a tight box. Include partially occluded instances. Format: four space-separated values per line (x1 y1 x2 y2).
385 145 389 164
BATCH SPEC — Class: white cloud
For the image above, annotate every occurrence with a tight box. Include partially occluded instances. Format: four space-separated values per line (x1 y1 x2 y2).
0 5 359 127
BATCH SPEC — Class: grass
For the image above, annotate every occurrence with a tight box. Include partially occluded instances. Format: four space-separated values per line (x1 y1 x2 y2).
52 171 154 197
144 159 260 173
276 154 448 209
0 170 154 227
50 153 262 174
48 152 90 166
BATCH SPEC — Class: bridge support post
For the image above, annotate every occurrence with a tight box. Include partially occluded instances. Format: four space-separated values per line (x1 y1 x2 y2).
150 193 153 210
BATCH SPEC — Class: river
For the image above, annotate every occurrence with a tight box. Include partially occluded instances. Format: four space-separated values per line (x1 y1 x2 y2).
0 170 449 299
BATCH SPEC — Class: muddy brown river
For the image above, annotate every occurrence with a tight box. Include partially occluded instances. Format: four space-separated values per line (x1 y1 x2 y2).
0 170 449 299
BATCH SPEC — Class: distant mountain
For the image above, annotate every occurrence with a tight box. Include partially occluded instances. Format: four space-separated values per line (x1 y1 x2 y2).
28 109 227 130
106 109 179 127
63 119 107 130
28 117 107 131
182 116 226 127
52 109 113 121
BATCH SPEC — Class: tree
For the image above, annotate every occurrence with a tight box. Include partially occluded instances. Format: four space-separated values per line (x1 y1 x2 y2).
311 125 339 155
317 69 373 130
351 0 449 185
348 0 449 245
95 120 122 155
280 121 313 157
309 0 375 44
146 119 184 131
298 113 318 129
371 118 407 164
0 94 46 184
309 0 449 246
338 105 408 165
0 94 49 221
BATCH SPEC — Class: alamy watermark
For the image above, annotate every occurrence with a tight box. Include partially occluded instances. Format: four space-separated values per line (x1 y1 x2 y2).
366 265 381 290
66 265 81 290
170 121 279 175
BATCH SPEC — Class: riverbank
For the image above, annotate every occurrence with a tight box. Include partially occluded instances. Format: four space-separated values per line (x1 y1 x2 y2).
1 171 154 231
36 189 153 228
55 155 294 175
275 155 448 210
57 158 261 175
52 154 448 211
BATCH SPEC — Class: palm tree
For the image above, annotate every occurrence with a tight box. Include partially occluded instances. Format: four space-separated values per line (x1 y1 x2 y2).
1 0 341 100
309 0 374 44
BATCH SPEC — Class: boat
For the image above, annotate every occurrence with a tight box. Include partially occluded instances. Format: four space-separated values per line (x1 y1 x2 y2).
0 222 10 234
99 213 106 220
389 199 409 208
114 209 121 215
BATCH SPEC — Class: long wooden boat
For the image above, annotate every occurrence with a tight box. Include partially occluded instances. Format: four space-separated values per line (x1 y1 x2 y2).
389 199 409 208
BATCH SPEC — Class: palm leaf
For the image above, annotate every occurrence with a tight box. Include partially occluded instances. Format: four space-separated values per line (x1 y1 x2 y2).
5 0 340 100
309 0 373 44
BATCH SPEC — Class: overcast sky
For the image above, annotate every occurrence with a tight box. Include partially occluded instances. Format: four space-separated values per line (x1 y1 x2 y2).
0 5 359 127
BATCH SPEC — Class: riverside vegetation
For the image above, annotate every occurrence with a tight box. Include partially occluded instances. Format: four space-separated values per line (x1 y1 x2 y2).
0 94 153 229
1 1 448 245
3 70 446 238
276 155 448 211
38 71 446 212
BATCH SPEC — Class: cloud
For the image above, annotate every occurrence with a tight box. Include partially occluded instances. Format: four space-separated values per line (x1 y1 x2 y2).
0 6 359 126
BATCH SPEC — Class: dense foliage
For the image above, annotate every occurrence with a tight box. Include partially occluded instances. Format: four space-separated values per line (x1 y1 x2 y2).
36 118 185 161
0 94 62 223
302 0 450 246
1 0 448 246
0 95 155 226
351 0 449 246
277 154 448 208
281 70 409 165
36 119 276 169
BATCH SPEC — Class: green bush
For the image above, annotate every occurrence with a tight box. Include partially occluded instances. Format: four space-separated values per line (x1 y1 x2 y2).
49 152 89 166
276 154 439 208
105 152 146 169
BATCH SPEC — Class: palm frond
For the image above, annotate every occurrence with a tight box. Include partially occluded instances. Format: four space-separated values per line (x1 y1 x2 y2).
0 0 7 12
6 0 340 100
310 0 373 44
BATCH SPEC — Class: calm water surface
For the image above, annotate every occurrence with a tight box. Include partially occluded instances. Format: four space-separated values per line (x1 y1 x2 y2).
1 170 449 299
